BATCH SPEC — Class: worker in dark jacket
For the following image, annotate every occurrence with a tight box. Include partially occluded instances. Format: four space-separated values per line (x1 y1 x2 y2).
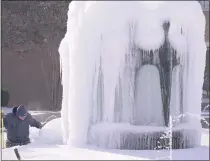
3 105 43 148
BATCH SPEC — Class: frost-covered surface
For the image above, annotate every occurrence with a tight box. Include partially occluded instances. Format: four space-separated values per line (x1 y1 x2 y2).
1 119 209 160
59 37 70 144
59 0 206 149
89 122 205 134
88 123 201 149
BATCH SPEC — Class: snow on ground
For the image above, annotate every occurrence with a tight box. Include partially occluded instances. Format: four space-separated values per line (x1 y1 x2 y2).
1 106 12 114
1 107 59 116
1 107 46 116
1 118 209 160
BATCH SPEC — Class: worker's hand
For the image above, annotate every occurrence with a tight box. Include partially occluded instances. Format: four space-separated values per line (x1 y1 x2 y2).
38 122 44 129
40 123 46 129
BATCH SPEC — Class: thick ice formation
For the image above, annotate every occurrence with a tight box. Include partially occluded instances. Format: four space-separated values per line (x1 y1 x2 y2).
59 37 69 144
59 1 206 149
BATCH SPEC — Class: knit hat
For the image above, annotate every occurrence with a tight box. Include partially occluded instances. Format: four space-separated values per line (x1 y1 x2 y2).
16 105 28 117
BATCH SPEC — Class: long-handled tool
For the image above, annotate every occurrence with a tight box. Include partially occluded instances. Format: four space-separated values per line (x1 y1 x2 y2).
14 148 21 161
1 110 5 149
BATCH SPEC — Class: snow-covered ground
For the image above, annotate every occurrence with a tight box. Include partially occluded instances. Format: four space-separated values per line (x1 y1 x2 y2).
1 118 209 160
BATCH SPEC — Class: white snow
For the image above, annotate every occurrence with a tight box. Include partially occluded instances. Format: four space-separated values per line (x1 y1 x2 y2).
1 107 58 116
38 118 63 144
1 118 209 160
1 106 12 114
59 0 207 149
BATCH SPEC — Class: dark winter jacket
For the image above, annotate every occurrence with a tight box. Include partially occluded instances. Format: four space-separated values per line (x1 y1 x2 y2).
3 106 42 143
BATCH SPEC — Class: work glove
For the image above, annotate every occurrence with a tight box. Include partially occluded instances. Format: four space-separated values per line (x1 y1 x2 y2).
41 122 47 128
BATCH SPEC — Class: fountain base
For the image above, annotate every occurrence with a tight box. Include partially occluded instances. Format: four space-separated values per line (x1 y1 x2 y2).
88 123 200 150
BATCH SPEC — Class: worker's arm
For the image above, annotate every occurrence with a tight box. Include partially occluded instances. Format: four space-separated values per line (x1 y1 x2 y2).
28 114 43 129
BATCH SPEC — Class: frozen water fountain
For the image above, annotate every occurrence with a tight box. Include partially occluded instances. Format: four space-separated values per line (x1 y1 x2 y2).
59 1 207 150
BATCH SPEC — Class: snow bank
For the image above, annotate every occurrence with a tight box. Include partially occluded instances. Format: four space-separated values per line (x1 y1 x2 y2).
38 118 62 144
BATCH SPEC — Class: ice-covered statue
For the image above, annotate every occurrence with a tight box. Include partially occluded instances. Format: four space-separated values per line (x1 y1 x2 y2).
59 1 207 150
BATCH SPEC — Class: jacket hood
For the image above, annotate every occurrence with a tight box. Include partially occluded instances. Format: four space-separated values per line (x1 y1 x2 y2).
12 106 18 115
